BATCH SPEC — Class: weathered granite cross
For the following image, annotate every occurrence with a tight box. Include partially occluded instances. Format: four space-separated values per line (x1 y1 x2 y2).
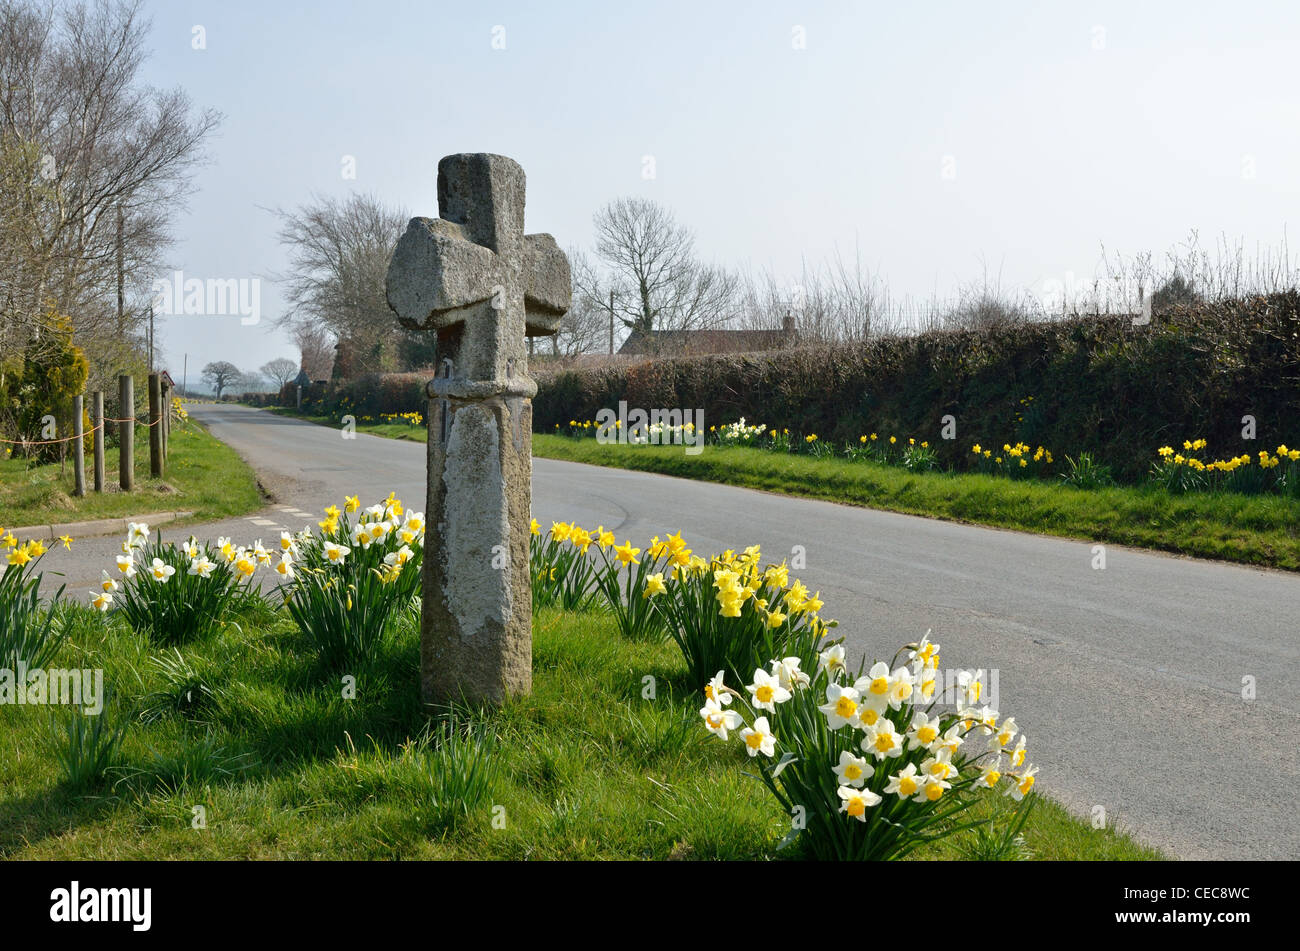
386 153 570 706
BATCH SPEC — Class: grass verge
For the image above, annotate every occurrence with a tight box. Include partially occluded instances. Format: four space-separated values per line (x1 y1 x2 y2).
531 436 1300 571
0 603 1159 860
0 414 263 529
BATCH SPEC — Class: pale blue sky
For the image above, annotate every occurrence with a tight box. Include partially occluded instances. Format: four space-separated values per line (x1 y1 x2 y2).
137 0 1300 382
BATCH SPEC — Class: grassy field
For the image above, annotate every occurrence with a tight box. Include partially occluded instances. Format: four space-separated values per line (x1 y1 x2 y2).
0 414 263 529
534 435 1300 572
267 407 427 443
0 602 1160 860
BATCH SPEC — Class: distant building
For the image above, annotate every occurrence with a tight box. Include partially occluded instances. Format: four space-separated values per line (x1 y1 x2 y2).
618 311 799 357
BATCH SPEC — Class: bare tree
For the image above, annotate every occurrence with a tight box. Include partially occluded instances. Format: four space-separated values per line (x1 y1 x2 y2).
270 192 408 373
591 197 737 346
0 0 220 368
294 323 334 381
201 360 242 399
260 357 298 390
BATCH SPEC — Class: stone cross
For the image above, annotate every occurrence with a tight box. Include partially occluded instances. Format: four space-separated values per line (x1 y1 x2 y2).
386 153 569 706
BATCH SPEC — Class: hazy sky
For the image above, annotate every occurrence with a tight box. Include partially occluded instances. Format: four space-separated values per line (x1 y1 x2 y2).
136 0 1300 382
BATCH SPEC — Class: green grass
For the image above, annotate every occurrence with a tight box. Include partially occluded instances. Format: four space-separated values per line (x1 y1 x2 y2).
533 436 1300 571
0 602 1160 860
0 412 263 529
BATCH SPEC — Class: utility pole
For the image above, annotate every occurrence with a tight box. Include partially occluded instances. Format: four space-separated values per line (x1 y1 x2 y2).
116 205 125 334
182 353 188 397
608 288 615 355
147 305 155 370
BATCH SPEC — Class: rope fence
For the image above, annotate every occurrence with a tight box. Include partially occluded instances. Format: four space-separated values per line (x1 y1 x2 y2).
0 414 165 445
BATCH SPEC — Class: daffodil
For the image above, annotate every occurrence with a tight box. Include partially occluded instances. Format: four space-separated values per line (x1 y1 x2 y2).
819 683 861 729
740 669 789 715
834 750 871 788
148 558 176 583
613 540 640 566
188 556 217 578
885 763 922 799
59 534 72 551
837 785 881 820
700 699 743 740
739 716 776 757
643 572 666 598
704 670 733 706
906 711 942 751
1008 764 1037 800
115 554 137 578
818 644 846 678
323 541 350 564
861 718 904 760
769 656 809 691
99 570 118 593
90 589 113 612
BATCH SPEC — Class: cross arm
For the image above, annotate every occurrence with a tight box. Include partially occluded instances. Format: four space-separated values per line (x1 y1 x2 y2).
523 232 571 337
386 216 498 331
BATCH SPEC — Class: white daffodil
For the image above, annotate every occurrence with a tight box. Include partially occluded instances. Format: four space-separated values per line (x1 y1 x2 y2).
323 541 350 564
99 570 119 593
384 545 415 567
1007 764 1038 801
992 716 1018 750
115 554 136 578
976 761 1003 789
274 554 295 580
746 668 792 712
233 552 257 579
939 722 966 757
127 521 150 547
819 683 862 730
704 670 732 706
956 668 986 706
885 763 922 799
919 748 959 783
404 512 425 534
770 656 810 691
917 776 952 803
837 785 882 821
364 503 385 520
252 542 272 565
148 558 175 583
887 665 916 710
907 631 940 670
854 661 893 714
856 704 884 729
280 531 296 552
916 666 938 702
216 537 238 563
818 644 847 679
90 589 113 612
351 524 371 549
739 716 776 757
183 537 201 559
833 750 871 789
906 711 942 751
861 718 904 760
367 520 391 544
1008 735 1028 770
699 699 743 740
188 556 216 579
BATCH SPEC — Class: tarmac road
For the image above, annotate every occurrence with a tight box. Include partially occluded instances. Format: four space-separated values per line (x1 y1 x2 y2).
38 402 1300 860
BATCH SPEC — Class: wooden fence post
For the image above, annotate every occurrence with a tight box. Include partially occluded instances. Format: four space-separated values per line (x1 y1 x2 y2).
72 395 86 497
119 374 134 492
92 390 105 492
149 372 163 479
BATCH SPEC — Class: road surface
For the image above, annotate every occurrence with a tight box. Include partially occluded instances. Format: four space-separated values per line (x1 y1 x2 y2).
42 403 1300 860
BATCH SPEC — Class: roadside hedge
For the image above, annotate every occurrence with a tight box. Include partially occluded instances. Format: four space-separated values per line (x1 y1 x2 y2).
532 294 1300 482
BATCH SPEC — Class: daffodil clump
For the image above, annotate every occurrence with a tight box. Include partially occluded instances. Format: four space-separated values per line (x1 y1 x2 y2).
379 411 423 426
1 529 66 672
655 545 835 687
1152 440 1300 496
700 634 1037 860
529 518 599 612
717 418 768 446
106 522 263 645
971 441 1054 478
281 494 425 669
